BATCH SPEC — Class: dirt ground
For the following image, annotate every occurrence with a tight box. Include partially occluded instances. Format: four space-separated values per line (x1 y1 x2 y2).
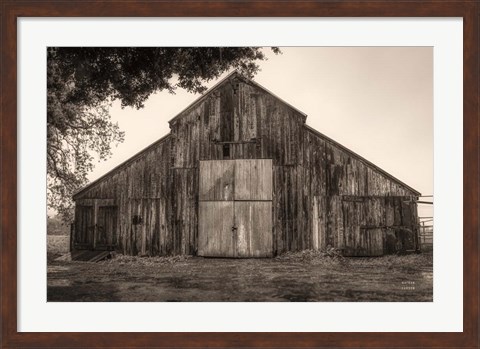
47 247 433 302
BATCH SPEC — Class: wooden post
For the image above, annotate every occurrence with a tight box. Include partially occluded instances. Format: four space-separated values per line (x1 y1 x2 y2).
422 221 425 244
70 222 74 252
312 197 319 250
93 199 99 250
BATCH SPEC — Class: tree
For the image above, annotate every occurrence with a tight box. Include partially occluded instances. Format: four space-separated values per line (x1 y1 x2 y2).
47 47 279 222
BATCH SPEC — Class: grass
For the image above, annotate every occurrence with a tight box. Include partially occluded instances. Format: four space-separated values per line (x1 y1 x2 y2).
276 248 432 269
48 249 433 302
47 235 70 262
105 254 192 266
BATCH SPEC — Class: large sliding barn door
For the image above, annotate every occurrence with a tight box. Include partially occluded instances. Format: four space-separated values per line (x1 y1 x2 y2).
198 159 273 257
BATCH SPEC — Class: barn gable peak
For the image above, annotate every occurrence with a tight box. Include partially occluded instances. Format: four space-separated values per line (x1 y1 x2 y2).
168 70 307 126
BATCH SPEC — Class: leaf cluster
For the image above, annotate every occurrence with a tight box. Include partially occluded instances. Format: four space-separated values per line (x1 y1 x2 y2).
47 47 277 222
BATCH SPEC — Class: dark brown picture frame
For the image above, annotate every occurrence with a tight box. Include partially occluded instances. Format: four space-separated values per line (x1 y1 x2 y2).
1 1 478 348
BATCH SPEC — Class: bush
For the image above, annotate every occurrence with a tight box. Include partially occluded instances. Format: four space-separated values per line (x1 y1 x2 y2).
47 215 70 235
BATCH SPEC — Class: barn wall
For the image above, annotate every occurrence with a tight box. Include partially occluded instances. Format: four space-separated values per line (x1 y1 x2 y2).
73 73 419 257
169 76 307 255
303 127 419 255
169 76 305 165
74 73 306 256
73 136 178 255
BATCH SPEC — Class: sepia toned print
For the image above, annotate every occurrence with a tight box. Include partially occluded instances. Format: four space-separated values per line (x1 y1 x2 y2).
47 47 433 302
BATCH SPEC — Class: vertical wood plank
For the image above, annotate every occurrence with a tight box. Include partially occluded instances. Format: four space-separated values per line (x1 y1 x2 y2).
235 201 273 257
234 159 272 200
312 197 319 250
198 201 235 257
199 160 235 201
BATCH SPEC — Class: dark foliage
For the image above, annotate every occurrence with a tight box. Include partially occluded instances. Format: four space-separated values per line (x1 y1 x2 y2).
47 47 278 222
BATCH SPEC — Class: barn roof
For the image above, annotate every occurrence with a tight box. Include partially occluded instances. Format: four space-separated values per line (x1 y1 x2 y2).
304 125 421 196
168 70 307 125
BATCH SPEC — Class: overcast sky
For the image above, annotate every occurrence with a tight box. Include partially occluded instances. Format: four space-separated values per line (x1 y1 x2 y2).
89 47 433 219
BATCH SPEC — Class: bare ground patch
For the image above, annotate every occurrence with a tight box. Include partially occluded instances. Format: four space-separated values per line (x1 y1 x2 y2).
47 251 432 302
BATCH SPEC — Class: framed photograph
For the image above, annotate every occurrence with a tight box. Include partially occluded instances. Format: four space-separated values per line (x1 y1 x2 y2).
1 1 478 348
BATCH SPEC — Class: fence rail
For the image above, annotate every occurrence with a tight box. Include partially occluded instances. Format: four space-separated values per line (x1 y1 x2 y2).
419 224 433 250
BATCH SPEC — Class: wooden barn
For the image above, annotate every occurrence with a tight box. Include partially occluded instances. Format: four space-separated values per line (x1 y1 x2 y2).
72 71 420 258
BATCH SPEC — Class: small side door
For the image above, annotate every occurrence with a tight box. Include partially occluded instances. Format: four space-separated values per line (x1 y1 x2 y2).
74 205 94 249
342 198 384 256
96 206 117 250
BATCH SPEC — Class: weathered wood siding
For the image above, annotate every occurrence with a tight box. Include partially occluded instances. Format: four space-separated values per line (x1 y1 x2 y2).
198 201 235 257
96 206 117 248
197 159 273 257
73 73 419 257
235 201 273 257
311 196 418 256
304 127 419 255
73 205 93 246
199 160 234 201
73 136 178 255
169 76 305 164
168 76 306 255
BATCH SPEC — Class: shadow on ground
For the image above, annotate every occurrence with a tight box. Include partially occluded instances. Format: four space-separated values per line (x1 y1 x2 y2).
47 252 433 302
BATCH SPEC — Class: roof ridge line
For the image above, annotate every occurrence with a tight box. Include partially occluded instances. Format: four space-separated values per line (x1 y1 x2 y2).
72 133 172 198
168 70 308 125
168 70 239 125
